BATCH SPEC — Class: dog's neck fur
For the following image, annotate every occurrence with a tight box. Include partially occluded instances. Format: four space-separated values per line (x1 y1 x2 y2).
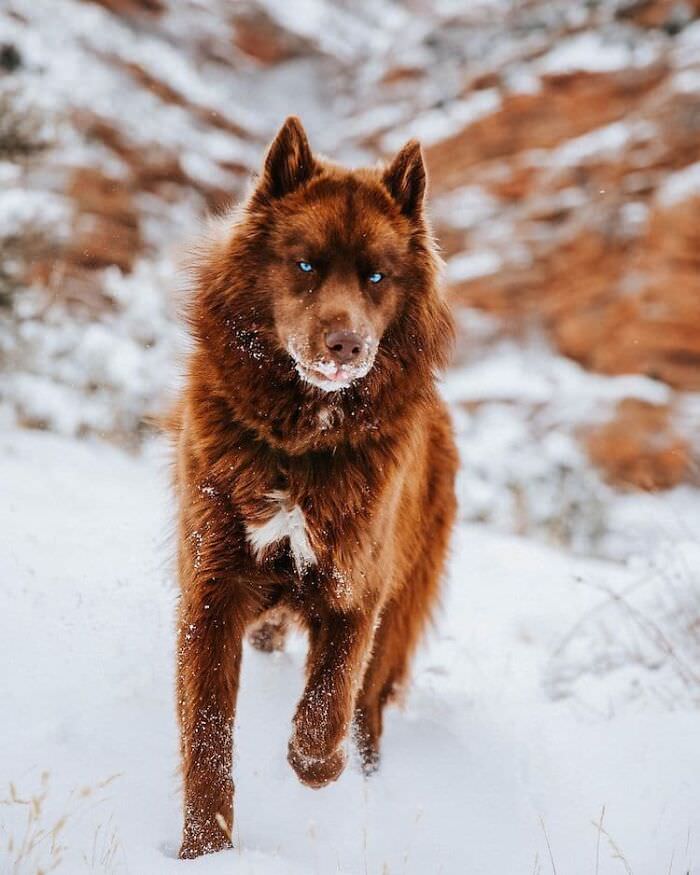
195 339 435 459
190 272 447 459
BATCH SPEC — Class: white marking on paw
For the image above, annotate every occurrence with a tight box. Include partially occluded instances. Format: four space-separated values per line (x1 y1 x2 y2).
246 491 316 573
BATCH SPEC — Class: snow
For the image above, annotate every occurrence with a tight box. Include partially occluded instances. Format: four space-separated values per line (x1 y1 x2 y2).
657 161 700 207
444 338 670 409
537 32 659 75
671 69 700 93
254 0 410 60
446 249 502 283
0 188 70 238
433 185 499 231
0 0 264 149
673 19 700 68
503 64 542 95
547 121 655 168
381 89 501 150
2 423 700 874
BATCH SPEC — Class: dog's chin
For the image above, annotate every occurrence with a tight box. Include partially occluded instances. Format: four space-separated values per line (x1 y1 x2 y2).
293 358 373 394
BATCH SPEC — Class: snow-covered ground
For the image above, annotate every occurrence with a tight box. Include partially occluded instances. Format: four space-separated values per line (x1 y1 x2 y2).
2 427 700 874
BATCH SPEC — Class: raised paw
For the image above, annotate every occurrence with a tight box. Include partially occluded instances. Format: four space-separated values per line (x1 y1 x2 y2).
287 738 346 788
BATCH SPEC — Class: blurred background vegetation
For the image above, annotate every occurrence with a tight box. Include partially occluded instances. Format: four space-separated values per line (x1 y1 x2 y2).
1 0 699 553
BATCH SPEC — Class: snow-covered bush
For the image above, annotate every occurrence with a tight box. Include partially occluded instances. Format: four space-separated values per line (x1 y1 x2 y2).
0 258 185 440
0 189 67 308
546 540 700 709
0 82 55 161
0 82 59 307
0 72 186 439
454 401 609 553
445 313 672 555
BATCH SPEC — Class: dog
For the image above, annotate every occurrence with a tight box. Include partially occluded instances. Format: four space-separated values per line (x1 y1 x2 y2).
170 116 458 859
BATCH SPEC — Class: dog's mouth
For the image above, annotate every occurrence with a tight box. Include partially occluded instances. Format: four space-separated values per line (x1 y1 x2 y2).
288 344 376 393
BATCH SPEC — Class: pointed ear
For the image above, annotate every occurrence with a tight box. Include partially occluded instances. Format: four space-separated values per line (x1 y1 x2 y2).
258 116 316 200
382 139 426 219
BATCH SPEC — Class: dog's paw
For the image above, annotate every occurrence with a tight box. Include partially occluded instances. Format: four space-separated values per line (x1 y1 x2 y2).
352 708 381 776
178 820 232 860
358 744 380 776
287 738 346 788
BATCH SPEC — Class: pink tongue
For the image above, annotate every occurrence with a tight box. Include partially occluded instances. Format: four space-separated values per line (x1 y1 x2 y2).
313 362 347 381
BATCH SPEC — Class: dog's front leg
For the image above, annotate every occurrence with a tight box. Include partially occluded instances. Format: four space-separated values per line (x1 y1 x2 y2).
177 586 250 859
289 606 378 787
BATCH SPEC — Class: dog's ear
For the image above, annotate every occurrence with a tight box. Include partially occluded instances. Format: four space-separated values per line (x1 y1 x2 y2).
258 116 316 200
382 140 426 219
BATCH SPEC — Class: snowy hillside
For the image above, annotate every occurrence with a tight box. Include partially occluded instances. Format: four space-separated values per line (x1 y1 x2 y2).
2 0 700 872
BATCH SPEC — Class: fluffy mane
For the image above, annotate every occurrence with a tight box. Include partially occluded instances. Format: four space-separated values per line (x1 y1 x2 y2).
183 160 454 456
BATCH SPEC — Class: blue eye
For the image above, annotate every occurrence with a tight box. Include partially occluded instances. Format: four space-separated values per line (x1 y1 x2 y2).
368 272 384 284
297 261 313 273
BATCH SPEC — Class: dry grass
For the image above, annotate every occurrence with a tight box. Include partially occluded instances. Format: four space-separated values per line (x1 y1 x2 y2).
539 816 558 875
83 816 122 874
533 807 693 874
0 772 123 875
1 773 65 874
532 810 637 875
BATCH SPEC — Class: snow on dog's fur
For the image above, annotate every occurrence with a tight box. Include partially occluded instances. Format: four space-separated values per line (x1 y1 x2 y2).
169 117 458 859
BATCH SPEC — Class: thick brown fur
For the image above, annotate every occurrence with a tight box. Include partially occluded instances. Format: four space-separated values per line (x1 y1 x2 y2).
170 117 458 859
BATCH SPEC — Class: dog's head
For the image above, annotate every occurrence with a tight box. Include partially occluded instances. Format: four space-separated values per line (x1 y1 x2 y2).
192 117 453 447
237 117 447 393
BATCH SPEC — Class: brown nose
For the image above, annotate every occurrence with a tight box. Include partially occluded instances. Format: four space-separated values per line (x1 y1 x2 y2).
325 330 365 365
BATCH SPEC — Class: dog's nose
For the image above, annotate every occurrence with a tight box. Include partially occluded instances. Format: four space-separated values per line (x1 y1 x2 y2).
325 330 365 365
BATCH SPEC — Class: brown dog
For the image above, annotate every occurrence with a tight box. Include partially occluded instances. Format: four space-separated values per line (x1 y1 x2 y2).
170 116 458 859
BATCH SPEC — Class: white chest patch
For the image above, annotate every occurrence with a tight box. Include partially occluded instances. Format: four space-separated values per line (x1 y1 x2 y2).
246 491 317 574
